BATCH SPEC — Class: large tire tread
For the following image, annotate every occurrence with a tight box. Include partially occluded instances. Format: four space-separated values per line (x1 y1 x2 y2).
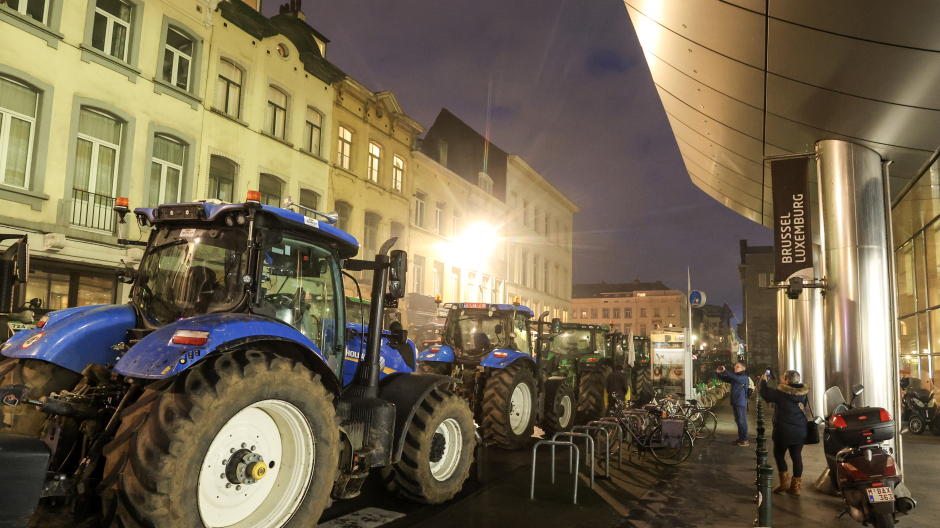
541 383 576 436
100 349 340 528
380 389 474 504
480 363 535 450
578 366 611 421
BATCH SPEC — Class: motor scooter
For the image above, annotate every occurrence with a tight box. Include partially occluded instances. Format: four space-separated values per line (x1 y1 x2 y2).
821 384 916 527
900 384 940 435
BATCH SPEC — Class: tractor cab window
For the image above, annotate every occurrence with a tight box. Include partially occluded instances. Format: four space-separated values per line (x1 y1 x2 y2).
444 308 519 356
512 313 531 355
135 226 249 325
595 330 608 355
549 328 593 357
257 233 342 373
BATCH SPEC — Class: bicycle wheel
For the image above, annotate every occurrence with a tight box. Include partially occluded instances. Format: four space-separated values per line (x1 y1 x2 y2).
691 410 717 439
649 428 694 465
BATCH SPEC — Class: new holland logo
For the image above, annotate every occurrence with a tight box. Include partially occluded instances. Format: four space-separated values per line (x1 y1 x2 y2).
21 332 44 349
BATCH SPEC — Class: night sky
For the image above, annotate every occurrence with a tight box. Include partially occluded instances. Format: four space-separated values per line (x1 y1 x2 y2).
263 0 773 318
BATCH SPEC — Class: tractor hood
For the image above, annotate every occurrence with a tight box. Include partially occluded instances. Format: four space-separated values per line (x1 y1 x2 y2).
2 304 137 374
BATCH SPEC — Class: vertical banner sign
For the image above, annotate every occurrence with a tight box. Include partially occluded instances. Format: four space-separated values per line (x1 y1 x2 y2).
771 158 814 283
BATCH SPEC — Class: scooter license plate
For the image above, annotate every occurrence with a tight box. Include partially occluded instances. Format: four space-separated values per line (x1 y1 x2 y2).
867 487 895 503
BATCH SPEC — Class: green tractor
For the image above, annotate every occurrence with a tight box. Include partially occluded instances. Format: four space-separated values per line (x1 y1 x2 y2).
542 323 617 421
632 335 653 401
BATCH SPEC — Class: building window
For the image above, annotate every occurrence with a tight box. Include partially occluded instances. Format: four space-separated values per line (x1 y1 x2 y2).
602 308 610 318
162 28 193 90
433 261 444 297
208 155 236 202
335 201 351 232
390 221 404 247
533 256 540 290
265 86 288 140
581 310 587 319
414 191 426 228
640 308 647 317
495 279 503 303
451 267 460 300
337 126 352 169
216 59 242 118
523 200 529 227
0 76 38 189
590 308 597 319
366 141 381 182
299 188 319 217
259 174 281 206
72 108 122 231
545 215 550 238
364 212 381 261
148 135 184 207
613 308 620 318
303 108 322 156
467 271 476 302
479 172 493 194
5 0 49 24
625 308 632 318
481 275 491 302
520 251 528 287
534 207 540 233
412 255 425 294
544 260 550 293
91 0 132 62
435 201 444 235
452 210 460 237
391 155 403 192
654 307 660 318
640 323 647 336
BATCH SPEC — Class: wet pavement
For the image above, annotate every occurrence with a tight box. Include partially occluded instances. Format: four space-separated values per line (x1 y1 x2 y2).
319 399 938 527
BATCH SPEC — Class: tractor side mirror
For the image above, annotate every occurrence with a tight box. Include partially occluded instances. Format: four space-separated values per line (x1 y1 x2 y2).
494 324 503 336
388 250 407 300
551 318 562 335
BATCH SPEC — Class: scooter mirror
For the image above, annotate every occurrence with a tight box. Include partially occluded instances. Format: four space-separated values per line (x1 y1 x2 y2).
814 416 825 425
852 384 865 396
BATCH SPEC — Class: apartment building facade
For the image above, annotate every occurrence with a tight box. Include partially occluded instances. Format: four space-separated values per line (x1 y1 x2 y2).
0 0 343 313
571 280 687 336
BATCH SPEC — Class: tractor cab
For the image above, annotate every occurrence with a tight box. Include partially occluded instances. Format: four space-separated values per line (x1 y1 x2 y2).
421 302 534 366
543 322 613 420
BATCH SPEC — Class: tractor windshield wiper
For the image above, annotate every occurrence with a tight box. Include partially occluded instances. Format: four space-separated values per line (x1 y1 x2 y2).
150 238 188 253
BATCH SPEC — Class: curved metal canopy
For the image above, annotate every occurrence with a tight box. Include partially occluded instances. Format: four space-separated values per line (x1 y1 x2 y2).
624 0 940 227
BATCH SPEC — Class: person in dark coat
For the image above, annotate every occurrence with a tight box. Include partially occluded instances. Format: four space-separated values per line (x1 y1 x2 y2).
759 369 810 496
717 363 750 446
607 363 631 404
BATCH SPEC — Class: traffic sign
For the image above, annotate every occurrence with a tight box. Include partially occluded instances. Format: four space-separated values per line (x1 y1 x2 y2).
689 290 706 308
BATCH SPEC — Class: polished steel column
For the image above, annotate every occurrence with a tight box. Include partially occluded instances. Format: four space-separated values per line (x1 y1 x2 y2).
776 246 826 414
816 140 895 423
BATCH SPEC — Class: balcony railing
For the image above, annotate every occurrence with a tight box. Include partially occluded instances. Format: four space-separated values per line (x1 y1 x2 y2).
71 189 115 232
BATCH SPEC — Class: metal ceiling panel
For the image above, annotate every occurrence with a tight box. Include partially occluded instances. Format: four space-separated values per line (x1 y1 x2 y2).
768 19 940 109
677 141 762 197
667 115 764 181
723 0 765 15
769 0 940 52
684 157 763 211
688 172 764 224
657 86 764 162
646 52 764 138
627 4 766 108
766 74 940 152
625 0 765 67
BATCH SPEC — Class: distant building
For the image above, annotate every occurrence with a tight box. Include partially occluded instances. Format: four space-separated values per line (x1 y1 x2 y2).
571 279 688 336
738 240 778 368
692 303 735 352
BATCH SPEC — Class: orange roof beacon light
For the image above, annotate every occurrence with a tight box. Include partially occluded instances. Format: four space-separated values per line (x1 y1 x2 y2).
115 197 130 210
512 296 521 306
246 190 261 203
113 197 133 246
434 294 443 305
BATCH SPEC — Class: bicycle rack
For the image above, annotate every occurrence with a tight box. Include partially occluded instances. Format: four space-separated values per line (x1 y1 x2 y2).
530 440 580 504
572 424 616 478
550 432 595 489
587 420 623 472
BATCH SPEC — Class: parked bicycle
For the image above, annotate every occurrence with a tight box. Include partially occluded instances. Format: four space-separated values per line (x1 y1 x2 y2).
597 399 694 465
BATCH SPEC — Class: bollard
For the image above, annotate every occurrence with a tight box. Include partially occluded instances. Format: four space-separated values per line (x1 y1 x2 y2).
755 393 772 527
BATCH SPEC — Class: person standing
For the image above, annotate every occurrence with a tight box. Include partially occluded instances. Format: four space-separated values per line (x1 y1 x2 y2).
716 363 750 446
759 370 810 496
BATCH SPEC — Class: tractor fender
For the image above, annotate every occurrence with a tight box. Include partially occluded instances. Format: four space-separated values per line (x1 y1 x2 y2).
417 344 454 363
2 304 136 374
342 331 417 387
114 313 329 380
378 372 458 463
479 349 534 369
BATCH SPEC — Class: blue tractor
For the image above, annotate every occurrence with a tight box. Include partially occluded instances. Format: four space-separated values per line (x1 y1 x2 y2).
417 302 575 450
0 194 475 528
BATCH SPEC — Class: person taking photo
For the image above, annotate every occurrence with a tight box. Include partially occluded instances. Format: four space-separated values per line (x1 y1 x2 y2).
716 363 750 446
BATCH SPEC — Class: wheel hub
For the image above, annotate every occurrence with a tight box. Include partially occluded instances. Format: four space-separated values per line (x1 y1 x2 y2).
430 432 447 463
225 448 267 485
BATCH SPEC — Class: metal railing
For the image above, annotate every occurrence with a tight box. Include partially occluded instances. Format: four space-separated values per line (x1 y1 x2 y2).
71 189 115 232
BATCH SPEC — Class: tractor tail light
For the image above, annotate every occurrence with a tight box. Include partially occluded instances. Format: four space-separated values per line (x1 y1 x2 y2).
172 330 210 346
493 352 508 358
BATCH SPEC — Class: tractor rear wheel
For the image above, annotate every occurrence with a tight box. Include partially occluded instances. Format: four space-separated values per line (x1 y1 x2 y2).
578 366 611 421
481 363 535 450
633 365 653 402
541 383 576 436
381 389 475 503
0 357 81 435
100 350 339 528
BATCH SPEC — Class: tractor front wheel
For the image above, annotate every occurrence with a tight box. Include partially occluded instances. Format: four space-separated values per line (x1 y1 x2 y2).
481 364 536 450
381 389 475 503
541 383 576 436
100 350 339 528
